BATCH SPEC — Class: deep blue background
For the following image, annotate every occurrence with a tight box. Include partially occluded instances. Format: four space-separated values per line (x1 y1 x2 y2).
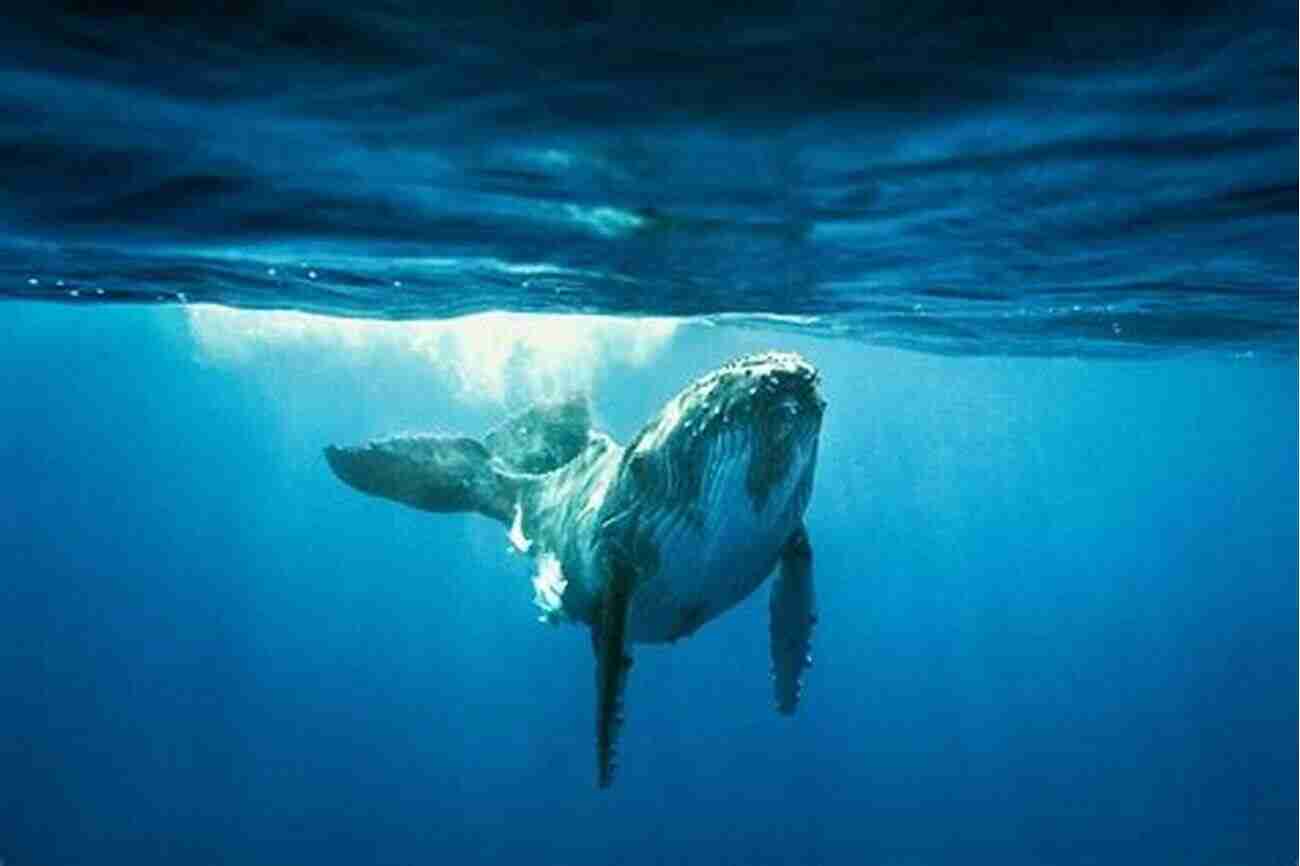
0 302 1294 864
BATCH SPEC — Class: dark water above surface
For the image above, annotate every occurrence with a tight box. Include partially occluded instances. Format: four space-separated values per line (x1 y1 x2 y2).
0 1 1296 354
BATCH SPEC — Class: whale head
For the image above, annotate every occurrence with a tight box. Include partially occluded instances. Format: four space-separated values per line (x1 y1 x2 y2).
621 352 825 524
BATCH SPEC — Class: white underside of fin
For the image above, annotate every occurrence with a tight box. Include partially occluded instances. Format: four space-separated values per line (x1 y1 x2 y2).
531 552 568 623
508 500 532 553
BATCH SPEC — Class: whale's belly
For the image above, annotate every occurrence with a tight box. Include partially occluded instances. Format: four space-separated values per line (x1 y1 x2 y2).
624 440 805 644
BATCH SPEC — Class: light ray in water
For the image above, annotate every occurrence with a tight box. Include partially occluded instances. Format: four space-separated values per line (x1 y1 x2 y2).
185 305 679 405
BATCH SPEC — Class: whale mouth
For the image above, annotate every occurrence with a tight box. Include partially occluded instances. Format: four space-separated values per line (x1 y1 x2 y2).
617 351 824 520
714 353 823 435
678 352 824 511
701 354 823 511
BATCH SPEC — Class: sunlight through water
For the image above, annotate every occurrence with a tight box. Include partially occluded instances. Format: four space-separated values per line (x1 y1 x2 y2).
185 305 680 405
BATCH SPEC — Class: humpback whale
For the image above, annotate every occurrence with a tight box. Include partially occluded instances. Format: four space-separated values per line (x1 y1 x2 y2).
324 351 824 787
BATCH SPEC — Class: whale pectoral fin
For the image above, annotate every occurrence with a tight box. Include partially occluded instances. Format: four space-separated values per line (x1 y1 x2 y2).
770 523 816 715
591 558 636 789
323 434 516 522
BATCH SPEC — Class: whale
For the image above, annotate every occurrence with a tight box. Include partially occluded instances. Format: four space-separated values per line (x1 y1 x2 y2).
324 351 824 787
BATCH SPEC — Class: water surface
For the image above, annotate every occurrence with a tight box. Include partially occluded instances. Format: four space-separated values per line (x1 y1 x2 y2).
1 2 1295 354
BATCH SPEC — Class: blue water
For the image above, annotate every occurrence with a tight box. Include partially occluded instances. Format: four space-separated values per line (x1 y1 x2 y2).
1 303 1295 864
1 3 1297 864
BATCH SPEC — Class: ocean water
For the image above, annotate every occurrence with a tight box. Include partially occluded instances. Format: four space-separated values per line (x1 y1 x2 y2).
1 3 1297 865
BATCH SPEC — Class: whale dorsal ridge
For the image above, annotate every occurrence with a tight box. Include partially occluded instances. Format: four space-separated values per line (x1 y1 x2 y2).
484 396 591 474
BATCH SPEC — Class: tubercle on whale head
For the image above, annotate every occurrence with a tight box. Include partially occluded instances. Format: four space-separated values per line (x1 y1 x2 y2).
665 351 824 444
709 351 824 418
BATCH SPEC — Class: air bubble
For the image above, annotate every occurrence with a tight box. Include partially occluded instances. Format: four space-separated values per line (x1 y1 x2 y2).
307 270 318 279
26 277 37 286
